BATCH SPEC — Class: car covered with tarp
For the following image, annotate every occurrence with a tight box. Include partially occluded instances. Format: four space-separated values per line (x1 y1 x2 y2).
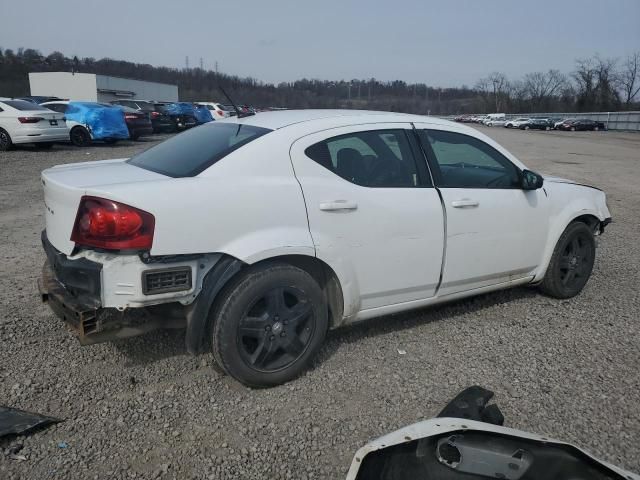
193 104 214 124
155 102 197 131
41 101 129 146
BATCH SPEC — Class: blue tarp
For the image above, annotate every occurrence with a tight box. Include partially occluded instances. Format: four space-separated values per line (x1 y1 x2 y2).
65 102 129 140
193 104 214 124
162 102 196 116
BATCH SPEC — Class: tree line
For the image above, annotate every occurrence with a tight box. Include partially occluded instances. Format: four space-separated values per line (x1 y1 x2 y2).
1 47 638 114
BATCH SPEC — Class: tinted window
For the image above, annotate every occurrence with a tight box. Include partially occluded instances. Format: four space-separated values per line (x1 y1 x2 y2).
128 122 271 177
44 103 67 113
4 100 50 111
305 129 422 188
135 102 155 112
419 130 520 188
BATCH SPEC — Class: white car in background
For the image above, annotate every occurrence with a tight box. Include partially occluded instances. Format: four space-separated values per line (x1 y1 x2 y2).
505 117 530 128
39 110 611 387
196 102 232 119
0 99 68 151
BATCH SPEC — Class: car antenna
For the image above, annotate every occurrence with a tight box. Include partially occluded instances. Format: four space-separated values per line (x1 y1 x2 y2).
219 86 254 118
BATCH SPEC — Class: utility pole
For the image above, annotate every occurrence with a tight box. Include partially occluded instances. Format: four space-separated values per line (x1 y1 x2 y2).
492 79 499 112
348 83 351 101
215 61 219 75
200 57 203 70
357 83 361 99
185 56 189 70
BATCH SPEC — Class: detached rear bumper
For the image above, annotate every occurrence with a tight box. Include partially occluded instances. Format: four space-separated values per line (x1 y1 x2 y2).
39 232 190 344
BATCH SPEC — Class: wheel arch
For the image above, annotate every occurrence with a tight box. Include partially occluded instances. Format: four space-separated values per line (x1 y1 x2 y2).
185 252 345 355
533 211 603 283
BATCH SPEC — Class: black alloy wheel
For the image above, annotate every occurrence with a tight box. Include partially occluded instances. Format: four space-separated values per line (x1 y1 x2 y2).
540 222 596 298
237 286 314 372
211 263 328 387
70 127 91 147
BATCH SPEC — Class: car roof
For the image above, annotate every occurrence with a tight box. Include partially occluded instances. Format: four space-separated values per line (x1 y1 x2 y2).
222 109 457 130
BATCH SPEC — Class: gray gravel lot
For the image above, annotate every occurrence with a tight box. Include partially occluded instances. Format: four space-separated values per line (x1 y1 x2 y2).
1 127 639 479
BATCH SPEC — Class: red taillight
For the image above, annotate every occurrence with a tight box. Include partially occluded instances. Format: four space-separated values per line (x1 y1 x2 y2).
71 196 155 251
18 116 44 123
151 111 161 118
216 110 224 116
124 113 138 120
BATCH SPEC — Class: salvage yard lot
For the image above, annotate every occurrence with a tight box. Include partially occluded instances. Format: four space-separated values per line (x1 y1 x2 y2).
1 127 639 479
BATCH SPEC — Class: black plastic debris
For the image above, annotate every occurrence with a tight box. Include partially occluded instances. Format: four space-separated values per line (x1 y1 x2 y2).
437 385 505 426
0 406 62 438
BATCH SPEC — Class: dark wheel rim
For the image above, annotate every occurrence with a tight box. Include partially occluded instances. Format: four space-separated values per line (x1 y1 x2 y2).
558 233 592 288
237 286 314 372
0 131 9 149
72 129 87 146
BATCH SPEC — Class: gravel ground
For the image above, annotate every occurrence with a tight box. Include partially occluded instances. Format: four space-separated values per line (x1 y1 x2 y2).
1 128 639 479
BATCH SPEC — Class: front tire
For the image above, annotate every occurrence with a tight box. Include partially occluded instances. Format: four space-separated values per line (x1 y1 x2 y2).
211 263 328 387
70 126 91 147
0 128 13 151
540 222 596 299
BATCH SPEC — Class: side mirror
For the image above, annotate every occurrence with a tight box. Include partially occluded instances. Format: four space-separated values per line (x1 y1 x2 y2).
521 169 544 190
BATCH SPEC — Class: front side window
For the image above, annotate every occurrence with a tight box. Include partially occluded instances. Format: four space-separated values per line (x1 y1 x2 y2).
128 122 271 177
418 130 520 189
305 129 423 188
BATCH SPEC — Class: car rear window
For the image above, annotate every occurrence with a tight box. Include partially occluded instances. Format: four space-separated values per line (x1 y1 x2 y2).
127 122 271 177
3 100 51 111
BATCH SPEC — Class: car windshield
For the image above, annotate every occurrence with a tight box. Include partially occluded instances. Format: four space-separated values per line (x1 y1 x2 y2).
136 102 156 112
127 122 272 177
3 100 51 111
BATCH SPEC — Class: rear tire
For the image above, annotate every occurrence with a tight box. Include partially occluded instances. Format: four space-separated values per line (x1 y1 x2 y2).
211 263 328 388
0 128 13 151
70 127 91 147
594 126 599 131
570 126 576 132
539 222 596 299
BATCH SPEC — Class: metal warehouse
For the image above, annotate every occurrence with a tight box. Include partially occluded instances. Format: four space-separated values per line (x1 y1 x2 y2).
28 72 179 103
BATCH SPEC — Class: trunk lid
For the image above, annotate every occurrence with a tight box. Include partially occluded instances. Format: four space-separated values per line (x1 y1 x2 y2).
42 159 167 255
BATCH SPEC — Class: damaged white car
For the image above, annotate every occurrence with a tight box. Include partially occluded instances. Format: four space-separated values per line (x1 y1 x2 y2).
39 110 611 387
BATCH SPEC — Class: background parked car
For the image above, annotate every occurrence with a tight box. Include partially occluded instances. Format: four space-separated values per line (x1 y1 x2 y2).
485 118 507 127
0 98 68 151
154 102 197 132
520 118 554 130
42 101 129 146
192 103 215 124
505 117 530 128
15 95 65 104
111 99 173 133
557 118 606 131
195 102 232 119
113 105 153 140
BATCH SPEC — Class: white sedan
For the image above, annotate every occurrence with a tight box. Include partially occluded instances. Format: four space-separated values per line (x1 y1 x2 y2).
505 117 530 128
196 101 232 119
0 99 69 150
39 110 611 387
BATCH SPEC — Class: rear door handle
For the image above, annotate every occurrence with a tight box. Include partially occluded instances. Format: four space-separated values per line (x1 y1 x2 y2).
451 199 479 208
319 200 358 211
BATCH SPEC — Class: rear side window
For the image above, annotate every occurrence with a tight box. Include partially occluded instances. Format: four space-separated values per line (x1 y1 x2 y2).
128 122 271 177
304 129 425 188
4 100 50 111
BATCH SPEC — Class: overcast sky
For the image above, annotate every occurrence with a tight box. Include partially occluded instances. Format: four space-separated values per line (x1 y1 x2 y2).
1 0 638 86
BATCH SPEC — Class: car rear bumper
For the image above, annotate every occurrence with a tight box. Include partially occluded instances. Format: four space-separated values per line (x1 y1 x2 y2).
39 231 221 344
39 232 195 344
13 129 70 144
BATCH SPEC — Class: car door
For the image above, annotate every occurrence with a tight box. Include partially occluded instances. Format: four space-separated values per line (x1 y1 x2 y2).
290 124 444 316
415 125 549 295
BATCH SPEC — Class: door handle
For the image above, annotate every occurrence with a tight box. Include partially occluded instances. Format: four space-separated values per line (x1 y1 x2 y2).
319 200 358 211
451 199 479 208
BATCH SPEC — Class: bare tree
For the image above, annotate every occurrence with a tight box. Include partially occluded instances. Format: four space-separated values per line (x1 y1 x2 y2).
617 51 640 106
523 70 567 107
475 72 509 112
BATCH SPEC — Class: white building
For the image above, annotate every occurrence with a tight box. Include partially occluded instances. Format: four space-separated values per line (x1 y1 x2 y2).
29 72 179 103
